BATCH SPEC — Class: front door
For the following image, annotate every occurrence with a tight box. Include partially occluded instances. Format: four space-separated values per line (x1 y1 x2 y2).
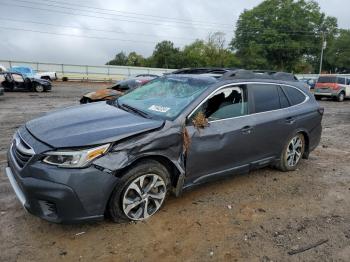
12 73 26 90
185 84 256 184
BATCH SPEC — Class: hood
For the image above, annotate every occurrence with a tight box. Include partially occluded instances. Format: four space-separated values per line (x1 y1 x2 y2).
31 78 51 85
25 102 164 148
84 88 123 100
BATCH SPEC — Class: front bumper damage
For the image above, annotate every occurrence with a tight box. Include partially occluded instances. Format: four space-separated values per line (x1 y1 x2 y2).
6 128 120 223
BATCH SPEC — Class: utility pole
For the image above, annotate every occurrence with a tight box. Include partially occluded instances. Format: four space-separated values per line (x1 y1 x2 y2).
319 32 327 74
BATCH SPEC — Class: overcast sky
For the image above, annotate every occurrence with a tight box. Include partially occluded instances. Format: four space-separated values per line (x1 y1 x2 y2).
0 0 349 65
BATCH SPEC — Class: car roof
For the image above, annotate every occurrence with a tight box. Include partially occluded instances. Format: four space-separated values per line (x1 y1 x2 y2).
164 70 300 85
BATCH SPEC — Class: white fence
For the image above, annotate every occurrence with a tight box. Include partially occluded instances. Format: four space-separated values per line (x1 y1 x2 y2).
2 60 350 82
0 60 175 82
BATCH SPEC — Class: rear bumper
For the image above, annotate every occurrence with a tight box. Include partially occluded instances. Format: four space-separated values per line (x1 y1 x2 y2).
314 88 342 97
309 123 322 153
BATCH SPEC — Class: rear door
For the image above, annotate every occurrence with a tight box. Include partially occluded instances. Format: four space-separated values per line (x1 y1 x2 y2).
248 83 296 163
281 85 322 148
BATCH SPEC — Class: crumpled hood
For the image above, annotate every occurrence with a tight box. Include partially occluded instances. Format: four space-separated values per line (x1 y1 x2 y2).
26 102 164 148
84 89 123 100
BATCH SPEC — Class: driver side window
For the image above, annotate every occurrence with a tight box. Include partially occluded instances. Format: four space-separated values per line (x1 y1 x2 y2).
12 74 24 83
192 85 248 122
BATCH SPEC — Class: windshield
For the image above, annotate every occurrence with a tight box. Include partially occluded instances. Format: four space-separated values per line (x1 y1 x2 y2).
13 67 31 74
117 76 216 120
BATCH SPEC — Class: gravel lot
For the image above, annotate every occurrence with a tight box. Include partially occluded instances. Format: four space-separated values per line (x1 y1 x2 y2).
0 82 349 262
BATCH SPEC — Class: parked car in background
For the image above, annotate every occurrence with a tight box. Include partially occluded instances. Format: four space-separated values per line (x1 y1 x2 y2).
135 74 159 78
299 78 316 89
314 75 350 102
80 76 156 104
0 65 7 72
10 66 57 81
10 66 36 78
35 71 58 81
0 72 52 92
5 70 323 223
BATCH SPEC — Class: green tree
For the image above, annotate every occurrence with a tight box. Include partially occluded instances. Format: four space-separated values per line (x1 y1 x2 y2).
231 0 337 72
106 52 128 66
182 40 208 67
151 41 184 68
126 52 146 67
324 29 350 73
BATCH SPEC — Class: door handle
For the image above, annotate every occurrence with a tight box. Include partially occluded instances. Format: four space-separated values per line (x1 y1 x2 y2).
285 117 296 125
241 126 253 134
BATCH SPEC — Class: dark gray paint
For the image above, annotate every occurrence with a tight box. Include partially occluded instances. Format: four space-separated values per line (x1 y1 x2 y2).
26 102 164 148
7 75 323 223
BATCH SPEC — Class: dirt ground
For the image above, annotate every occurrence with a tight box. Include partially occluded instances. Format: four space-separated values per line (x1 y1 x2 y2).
0 82 349 262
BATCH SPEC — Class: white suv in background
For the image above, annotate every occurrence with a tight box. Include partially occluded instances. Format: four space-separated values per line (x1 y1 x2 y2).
314 75 350 102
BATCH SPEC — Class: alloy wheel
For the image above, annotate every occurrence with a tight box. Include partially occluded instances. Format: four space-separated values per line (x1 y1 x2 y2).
122 174 166 221
286 135 304 167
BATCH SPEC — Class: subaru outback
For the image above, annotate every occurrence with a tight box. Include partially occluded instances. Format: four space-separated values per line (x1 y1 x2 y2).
5 70 323 223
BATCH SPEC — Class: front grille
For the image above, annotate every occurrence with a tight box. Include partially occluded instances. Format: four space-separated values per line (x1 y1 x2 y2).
11 133 34 168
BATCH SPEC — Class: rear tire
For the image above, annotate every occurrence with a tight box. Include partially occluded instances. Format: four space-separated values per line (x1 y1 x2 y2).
314 95 321 100
108 160 170 223
277 133 305 172
337 92 345 102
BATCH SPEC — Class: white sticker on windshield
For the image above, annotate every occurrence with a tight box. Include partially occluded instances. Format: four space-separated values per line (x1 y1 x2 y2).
148 105 170 113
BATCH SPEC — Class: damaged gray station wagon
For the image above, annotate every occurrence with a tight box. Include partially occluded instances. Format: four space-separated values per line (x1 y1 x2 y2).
6 70 323 223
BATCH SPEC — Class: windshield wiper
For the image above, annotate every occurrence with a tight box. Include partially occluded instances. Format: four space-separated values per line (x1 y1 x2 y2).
121 103 151 119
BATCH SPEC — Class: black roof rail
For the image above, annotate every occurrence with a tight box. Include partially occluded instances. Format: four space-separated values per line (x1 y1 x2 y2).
220 69 298 81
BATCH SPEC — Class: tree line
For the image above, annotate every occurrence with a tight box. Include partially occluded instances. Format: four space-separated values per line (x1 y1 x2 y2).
106 0 350 74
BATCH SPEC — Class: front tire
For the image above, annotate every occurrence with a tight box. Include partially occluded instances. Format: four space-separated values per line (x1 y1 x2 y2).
108 160 170 223
35 84 44 93
277 133 305 172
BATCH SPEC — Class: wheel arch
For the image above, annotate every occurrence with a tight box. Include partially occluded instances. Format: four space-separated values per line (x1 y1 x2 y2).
295 129 310 159
116 154 184 191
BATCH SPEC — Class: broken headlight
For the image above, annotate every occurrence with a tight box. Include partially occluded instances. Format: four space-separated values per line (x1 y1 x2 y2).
43 144 110 168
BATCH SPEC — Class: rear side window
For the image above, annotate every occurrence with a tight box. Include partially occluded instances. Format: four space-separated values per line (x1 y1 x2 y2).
318 76 336 83
277 86 290 108
337 77 346 84
250 84 280 113
281 86 306 106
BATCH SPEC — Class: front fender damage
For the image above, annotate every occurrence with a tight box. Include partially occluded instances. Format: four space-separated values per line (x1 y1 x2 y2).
93 121 189 196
